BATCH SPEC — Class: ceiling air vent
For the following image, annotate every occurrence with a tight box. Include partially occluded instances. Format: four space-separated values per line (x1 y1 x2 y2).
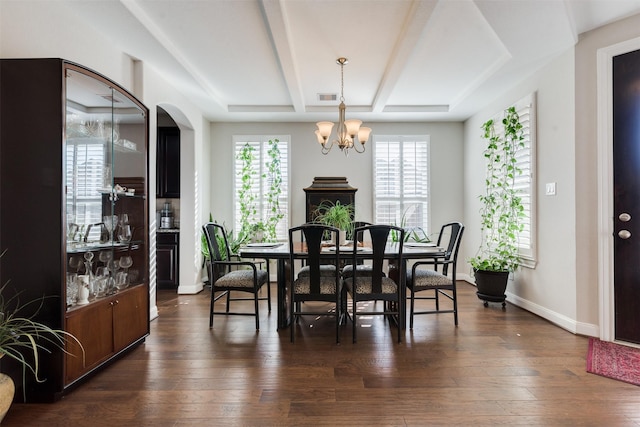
317 93 337 101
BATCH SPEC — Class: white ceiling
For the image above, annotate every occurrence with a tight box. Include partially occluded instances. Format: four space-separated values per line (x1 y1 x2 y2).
65 0 640 123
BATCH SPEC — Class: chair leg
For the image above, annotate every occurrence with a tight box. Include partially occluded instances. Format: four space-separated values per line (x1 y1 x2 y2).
336 294 341 344
209 289 215 328
435 289 440 311
290 299 296 343
410 288 415 330
266 272 272 313
226 291 231 313
352 297 357 343
397 296 402 343
452 287 459 326
254 291 260 330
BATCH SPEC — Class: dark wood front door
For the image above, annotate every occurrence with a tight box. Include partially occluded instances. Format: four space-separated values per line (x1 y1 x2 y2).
612 49 640 344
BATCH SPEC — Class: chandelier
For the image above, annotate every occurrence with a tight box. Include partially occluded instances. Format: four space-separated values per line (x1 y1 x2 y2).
315 58 371 156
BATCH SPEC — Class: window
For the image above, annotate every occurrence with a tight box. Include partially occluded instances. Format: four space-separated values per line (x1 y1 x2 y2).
488 93 537 266
66 138 108 241
233 136 289 240
373 136 430 233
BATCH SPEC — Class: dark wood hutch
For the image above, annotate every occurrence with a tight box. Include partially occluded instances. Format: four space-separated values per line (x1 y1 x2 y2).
0 59 149 402
303 177 357 223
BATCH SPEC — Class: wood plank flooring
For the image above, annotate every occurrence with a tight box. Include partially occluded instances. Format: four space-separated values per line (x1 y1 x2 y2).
4 281 640 426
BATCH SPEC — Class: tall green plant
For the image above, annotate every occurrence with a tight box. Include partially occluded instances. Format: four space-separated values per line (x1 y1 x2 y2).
234 140 285 243
236 143 257 243
263 139 284 242
469 106 525 272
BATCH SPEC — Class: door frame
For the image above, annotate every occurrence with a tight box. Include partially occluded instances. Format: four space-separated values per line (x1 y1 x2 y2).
596 36 640 344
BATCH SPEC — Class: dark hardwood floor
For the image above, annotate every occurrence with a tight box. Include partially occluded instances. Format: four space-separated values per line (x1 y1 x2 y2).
4 281 640 426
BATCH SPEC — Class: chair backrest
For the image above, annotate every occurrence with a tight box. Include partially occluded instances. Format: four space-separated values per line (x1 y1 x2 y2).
435 222 465 274
202 222 231 281
349 221 372 243
351 224 405 293
289 224 340 294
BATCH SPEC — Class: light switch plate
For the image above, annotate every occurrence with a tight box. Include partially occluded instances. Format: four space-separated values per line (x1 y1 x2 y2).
545 182 556 196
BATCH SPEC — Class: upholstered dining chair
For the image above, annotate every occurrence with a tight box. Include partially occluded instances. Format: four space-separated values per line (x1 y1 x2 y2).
202 222 270 330
341 221 376 279
344 224 405 343
288 224 344 343
406 222 464 328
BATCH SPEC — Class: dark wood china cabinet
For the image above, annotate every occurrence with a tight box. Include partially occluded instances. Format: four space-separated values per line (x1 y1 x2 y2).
0 59 149 402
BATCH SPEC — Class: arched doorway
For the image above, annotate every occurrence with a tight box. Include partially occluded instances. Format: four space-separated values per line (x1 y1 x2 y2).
151 105 202 318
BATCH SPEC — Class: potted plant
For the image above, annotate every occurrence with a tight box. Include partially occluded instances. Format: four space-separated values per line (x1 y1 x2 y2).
469 106 525 307
0 280 83 415
390 206 432 243
313 200 354 244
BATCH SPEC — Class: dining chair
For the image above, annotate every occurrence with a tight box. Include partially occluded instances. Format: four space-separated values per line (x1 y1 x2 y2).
344 224 405 343
202 222 270 330
288 224 344 343
406 222 464 328
341 221 376 279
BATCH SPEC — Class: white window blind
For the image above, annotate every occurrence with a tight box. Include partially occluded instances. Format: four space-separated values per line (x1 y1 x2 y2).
488 93 537 264
233 136 289 240
373 136 430 233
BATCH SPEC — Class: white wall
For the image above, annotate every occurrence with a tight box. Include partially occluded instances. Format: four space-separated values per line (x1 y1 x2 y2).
463 49 579 331
574 13 640 332
0 1 211 316
209 122 464 239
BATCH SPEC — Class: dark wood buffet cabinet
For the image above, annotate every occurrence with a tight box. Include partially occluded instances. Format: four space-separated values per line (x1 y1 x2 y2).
156 232 180 289
0 59 150 402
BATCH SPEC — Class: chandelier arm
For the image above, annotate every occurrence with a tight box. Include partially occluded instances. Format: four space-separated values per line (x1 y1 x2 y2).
321 140 334 155
352 140 366 153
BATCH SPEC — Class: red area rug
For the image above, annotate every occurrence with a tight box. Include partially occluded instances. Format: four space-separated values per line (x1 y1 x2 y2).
586 337 640 386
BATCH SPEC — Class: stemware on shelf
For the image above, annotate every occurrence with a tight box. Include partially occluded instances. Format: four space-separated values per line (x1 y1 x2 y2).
68 256 82 273
118 224 132 243
117 255 133 290
66 273 78 306
94 266 108 297
103 215 118 242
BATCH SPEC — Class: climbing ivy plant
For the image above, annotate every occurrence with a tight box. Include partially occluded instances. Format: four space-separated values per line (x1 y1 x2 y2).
236 143 258 243
469 106 525 272
263 139 284 242
235 139 284 243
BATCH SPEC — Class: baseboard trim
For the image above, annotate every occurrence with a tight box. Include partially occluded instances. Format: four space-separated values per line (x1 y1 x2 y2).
178 282 204 295
459 275 598 337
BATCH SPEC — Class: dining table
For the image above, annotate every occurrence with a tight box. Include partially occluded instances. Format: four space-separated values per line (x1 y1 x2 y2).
239 241 447 329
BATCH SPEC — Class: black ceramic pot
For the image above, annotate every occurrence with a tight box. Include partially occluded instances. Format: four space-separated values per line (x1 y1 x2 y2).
474 268 509 308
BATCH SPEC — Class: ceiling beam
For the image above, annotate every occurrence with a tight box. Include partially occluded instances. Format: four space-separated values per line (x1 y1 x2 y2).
371 0 439 113
260 0 305 113
119 0 227 110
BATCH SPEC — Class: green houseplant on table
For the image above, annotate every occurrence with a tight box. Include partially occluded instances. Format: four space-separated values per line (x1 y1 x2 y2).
312 200 354 244
469 106 525 307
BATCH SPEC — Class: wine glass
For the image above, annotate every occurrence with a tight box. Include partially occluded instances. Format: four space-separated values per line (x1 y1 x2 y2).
83 251 94 273
118 224 132 243
68 256 82 273
94 266 108 297
66 273 78 306
103 215 118 242
117 256 133 290
119 256 133 272
99 250 113 266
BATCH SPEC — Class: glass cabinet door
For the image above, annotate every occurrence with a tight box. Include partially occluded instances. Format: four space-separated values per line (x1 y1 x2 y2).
64 67 147 310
